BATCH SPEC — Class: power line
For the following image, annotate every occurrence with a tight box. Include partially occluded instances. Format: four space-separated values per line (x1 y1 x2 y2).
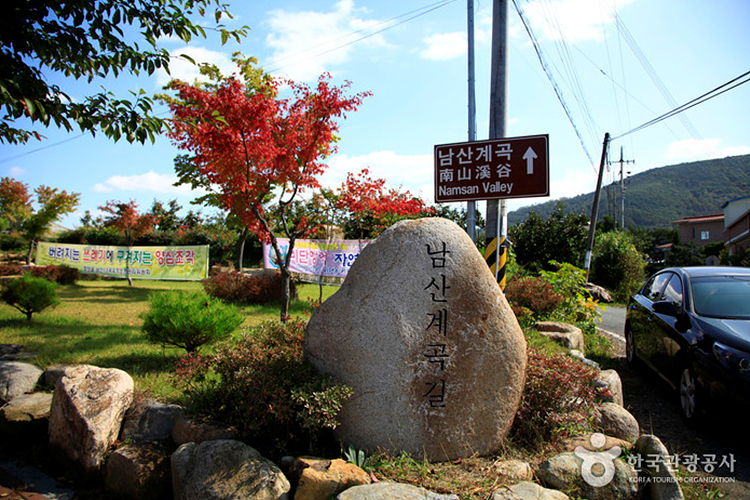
0 133 86 164
511 0 596 168
265 0 457 74
614 13 702 141
612 70 750 141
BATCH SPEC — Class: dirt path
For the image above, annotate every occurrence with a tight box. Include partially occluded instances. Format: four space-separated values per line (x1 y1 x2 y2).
607 333 750 499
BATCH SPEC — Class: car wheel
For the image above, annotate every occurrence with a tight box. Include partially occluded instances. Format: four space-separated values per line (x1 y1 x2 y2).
625 326 638 367
679 364 702 424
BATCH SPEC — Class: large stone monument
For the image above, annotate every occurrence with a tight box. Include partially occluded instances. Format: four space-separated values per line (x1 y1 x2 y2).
305 217 527 461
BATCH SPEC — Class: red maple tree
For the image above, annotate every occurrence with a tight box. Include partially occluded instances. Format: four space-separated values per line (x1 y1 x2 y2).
100 200 156 286
335 168 433 239
165 65 369 319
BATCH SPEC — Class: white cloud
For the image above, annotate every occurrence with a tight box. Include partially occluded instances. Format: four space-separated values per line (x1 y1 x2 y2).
324 150 434 200
156 46 236 86
664 139 750 163
420 32 467 61
265 0 390 81
8 166 25 177
92 171 198 195
521 0 639 44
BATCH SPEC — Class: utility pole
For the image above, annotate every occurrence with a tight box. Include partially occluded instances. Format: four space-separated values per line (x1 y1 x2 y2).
485 0 508 287
610 146 634 229
584 133 610 278
466 0 477 241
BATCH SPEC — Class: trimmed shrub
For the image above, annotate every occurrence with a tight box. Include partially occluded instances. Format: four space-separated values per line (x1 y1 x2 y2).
0 264 23 277
142 291 243 353
504 275 565 324
29 265 79 285
202 271 296 305
511 348 611 449
174 318 352 456
53 265 79 285
1 273 60 321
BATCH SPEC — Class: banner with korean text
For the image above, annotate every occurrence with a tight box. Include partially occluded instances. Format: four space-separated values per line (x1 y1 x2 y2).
36 242 209 281
262 238 369 284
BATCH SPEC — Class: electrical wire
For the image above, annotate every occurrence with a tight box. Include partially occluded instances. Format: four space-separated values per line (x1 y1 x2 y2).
614 13 703 140
265 0 457 74
611 70 750 140
2 1 457 163
511 0 596 168
0 133 86 164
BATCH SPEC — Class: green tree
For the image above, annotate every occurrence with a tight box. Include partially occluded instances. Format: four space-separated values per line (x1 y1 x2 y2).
590 231 645 301
665 242 704 268
1 0 247 144
149 199 182 232
142 290 243 353
0 177 32 232
509 203 588 272
99 200 156 285
23 185 80 264
1 273 60 321
0 178 80 263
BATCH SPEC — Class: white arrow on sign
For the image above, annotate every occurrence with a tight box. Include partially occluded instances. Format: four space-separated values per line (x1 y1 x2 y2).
523 147 538 175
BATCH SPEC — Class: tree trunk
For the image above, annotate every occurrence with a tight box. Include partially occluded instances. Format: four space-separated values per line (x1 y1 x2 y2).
280 265 291 322
26 240 34 265
126 244 133 286
236 227 248 271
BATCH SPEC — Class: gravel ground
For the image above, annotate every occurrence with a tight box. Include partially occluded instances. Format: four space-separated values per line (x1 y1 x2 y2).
606 332 750 499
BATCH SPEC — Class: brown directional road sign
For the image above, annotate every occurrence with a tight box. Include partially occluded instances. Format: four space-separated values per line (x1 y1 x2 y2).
434 134 549 203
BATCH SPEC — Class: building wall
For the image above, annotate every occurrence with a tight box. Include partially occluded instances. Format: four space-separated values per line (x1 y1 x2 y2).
724 210 750 257
677 220 725 246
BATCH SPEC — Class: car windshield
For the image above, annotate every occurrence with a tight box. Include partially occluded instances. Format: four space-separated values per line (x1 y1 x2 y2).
691 276 750 319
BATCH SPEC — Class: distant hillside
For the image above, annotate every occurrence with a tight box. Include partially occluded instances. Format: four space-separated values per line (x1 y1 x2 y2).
508 154 750 229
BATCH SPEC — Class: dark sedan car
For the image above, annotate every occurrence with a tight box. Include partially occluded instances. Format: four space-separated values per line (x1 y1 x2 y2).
625 266 750 423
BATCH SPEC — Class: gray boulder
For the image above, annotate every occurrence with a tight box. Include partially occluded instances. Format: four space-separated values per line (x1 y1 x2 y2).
0 344 35 361
43 363 69 389
121 399 183 443
594 403 640 442
594 370 624 407
493 481 569 500
0 392 52 437
305 218 527 460
635 435 684 500
492 460 534 482
105 442 172 500
171 439 290 500
0 360 43 403
337 483 458 500
48 364 134 474
532 321 585 353
171 415 237 446
537 452 637 500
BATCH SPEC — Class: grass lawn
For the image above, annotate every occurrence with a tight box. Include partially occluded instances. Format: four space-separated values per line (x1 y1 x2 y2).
0 278 339 402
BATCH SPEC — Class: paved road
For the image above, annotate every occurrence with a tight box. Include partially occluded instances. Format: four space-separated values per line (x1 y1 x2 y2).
597 304 626 341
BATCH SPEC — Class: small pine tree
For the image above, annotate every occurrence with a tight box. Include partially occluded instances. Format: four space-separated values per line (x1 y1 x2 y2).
1 273 60 321
142 291 243 353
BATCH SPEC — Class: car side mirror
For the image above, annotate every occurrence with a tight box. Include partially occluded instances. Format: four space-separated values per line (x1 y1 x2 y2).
652 300 679 316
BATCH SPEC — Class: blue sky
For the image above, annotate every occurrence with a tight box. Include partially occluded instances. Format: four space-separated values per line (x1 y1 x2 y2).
2 0 749 229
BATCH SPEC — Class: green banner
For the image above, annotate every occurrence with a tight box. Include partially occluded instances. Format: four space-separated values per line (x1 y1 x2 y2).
35 242 209 281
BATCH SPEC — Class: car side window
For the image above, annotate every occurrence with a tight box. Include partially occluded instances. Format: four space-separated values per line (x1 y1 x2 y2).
662 274 684 309
644 273 671 301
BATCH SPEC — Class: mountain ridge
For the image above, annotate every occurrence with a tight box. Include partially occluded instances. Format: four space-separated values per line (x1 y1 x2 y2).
508 154 750 229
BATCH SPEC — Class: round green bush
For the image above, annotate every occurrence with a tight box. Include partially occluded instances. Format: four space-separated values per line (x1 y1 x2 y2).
591 231 645 302
0 272 60 321
142 290 243 353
